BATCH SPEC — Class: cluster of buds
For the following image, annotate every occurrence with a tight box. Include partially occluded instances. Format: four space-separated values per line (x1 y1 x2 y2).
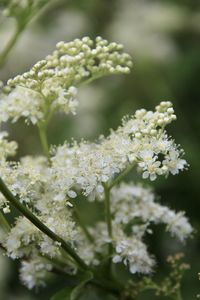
7 36 132 91
0 37 132 125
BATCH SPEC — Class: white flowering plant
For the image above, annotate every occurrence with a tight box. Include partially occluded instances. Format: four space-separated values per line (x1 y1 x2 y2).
0 3 193 300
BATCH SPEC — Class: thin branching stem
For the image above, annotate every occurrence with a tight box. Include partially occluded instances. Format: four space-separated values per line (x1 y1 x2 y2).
38 123 50 158
103 182 113 274
0 211 10 232
175 290 183 300
108 162 136 190
0 243 6 252
103 183 113 240
73 207 95 243
0 1 52 67
0 23 24 67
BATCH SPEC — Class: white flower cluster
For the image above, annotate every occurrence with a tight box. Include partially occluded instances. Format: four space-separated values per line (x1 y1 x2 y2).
112 229 155 274
0 131 17 160
0 131 18 211
110 181 192 273
111 183 192 242
51 101 187 201
0 100 190 288
0 37 132 124
84 183 192 275
2 208 79 287
87 222 155 274
20 258 52 290
0 158 78 275
5 211 78 259
0 36 191 290
5 217 40 259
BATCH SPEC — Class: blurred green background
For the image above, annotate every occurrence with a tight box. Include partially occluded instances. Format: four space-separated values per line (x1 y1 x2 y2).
0 0 200 299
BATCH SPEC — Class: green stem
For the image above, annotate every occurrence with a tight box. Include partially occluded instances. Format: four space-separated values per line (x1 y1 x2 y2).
0 23 24 68
0 211 10 232
77 74 102 87
103 183 112 239
42 253 67 267
0 243 6 251
0 177 88 271
38 123 49 158
175 290 183 300
108 162 136 190
0 0 52 68
92 277 120 294
73 208 95 243
103 183 113 264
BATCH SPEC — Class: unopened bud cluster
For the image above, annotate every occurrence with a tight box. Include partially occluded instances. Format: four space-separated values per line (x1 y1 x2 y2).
0 37 132 124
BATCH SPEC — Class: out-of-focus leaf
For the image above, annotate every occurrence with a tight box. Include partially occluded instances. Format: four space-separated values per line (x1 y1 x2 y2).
50 286 71 300
71 271 93 300
50 271 93 300
79 286 119 300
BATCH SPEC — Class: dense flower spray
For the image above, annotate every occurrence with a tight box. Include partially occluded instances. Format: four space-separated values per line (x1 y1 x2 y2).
0 36 192 299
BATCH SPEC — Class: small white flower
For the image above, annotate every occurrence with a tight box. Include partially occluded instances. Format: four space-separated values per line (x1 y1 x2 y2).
67 190 77 198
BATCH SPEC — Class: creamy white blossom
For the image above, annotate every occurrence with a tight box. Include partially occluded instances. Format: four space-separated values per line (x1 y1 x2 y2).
5 217 39 259
84 180 192 276
20 257 52 289
113 229 155 274
51 102 187 200
0 100 190 288
111 183 193 242
0 131 17 160
0 36 191 291
5 208 78 259
87 222 155 274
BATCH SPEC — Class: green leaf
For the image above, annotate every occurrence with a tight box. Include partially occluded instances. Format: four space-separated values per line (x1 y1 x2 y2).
51 286 72 300
50 271 93 300
79 286 119 300
71 271 93 300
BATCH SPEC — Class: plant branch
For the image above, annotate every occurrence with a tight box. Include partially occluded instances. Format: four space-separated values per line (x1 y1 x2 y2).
0 1 52 67
0 211 10 232
73 207 95 243
103 183 112 239
0 243 6 252
0 23 24 67
175 290 183 300
0 177 88 271
38 123 50 158
108 162 136 190
103 182 113 271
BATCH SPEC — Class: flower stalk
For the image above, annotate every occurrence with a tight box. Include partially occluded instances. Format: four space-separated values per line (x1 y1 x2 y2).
103 182 113 273
0 23 24 67
73 207 95 243
108 162 136 190
0 211 10 232
38 123 50 158
103 183 113 240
